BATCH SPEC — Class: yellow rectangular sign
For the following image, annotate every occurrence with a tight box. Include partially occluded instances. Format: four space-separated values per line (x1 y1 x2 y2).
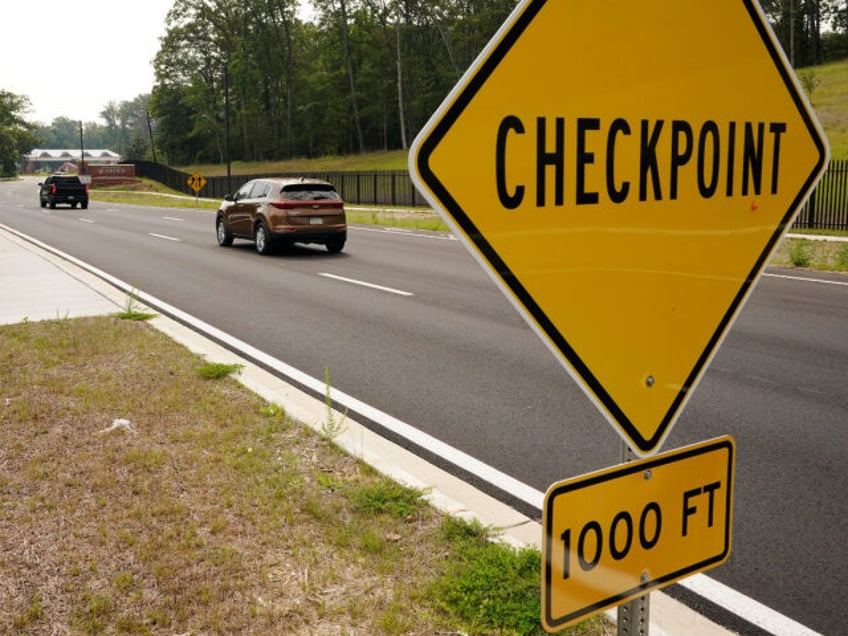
542 437 734 631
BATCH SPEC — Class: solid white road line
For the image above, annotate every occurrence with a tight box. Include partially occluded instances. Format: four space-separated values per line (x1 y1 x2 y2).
680 574 823 636
764 272 848 286
350 226 456 240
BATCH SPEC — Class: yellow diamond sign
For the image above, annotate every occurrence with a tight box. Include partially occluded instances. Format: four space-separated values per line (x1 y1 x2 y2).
187 171 207 194
409 0 828 455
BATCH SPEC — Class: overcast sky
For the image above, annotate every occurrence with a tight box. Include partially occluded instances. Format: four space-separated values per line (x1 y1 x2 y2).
2 0 313 126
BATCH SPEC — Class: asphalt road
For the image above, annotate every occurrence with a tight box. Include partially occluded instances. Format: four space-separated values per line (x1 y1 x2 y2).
2 177 846 635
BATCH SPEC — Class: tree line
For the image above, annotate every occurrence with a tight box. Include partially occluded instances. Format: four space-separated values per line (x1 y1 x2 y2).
149 0 848 166
2 0 846 177
149 0 517 165
33 95 153 158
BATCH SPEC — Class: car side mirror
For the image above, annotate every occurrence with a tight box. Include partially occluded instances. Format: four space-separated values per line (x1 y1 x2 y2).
224 194 234 202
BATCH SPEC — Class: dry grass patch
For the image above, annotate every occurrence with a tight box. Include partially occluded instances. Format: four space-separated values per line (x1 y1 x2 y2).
0 317 608 635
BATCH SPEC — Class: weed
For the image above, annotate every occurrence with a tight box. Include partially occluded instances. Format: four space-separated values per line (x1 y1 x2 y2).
116 288 156 321
789 240 812 267
360 527 385 554
260 402 286 420
321 365 348 440
260 402 290 435
350 477 427 519
835 244 848 270
75 591 114 632
12 594 43 629
197 361 244 379
111 571 135 594
432 516 544 635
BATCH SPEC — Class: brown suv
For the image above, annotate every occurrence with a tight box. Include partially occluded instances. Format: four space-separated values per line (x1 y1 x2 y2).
215 177 346 254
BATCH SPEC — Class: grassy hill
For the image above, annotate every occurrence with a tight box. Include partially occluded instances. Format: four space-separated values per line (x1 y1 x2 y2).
801 58 848 159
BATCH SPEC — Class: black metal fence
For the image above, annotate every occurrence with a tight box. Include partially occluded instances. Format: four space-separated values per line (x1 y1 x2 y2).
132 159 848 230
795 159 848 230
131 161 427 208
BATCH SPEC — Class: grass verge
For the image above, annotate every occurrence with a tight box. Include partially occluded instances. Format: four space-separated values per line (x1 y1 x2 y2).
0 316 609 635
772 233 848 271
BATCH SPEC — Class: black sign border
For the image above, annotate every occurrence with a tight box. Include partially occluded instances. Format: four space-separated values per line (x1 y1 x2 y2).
414 0 828 453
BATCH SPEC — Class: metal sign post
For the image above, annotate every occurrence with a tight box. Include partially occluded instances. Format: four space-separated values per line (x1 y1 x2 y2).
617 442 649 636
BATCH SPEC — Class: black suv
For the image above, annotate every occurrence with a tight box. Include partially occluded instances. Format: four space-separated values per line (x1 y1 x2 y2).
38 175 89 209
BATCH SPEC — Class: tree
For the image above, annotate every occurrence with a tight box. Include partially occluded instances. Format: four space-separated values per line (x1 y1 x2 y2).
313 0 367 153
0 91 39 177
34 117 78 148
762 0 848 66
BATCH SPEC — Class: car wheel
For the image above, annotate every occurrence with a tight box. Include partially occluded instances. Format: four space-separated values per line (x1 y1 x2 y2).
49 201 56 210
255 222 273 255
326 239 345 254
81 202 88 210
216 217 233 246
40 199 46 208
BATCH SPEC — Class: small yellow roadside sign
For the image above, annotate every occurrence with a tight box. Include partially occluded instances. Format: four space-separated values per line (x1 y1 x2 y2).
409 0 828 455
542 437 735 631
187 172 207 194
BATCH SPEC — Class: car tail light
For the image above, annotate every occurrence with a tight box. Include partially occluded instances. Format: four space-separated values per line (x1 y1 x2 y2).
84 184 89 194
51 184 57 194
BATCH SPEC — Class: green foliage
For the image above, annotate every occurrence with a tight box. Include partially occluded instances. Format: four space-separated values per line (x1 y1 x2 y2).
322 366 348 440
761 0 848 66
196 361 244 380
0 90 39 177
349 477 427 519
33 94 154 160
789 240 813 267
836 244 848 269
148 0 517 164
12 594 43 629
115 289 156 321
798 68 821 102
432 517 545 635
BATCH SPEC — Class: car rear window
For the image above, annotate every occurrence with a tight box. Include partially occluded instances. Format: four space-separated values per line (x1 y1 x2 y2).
281 184 341 202
52 176 82 184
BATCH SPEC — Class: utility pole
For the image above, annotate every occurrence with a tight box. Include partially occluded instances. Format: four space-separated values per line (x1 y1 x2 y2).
79 121 86 175
146 111 158 164
224 63 232 194
790 0 796 67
